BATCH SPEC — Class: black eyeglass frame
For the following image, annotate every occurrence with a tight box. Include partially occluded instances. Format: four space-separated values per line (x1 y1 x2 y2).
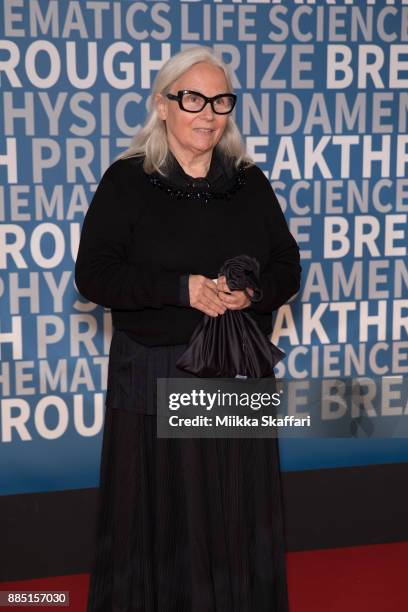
165 90 237 114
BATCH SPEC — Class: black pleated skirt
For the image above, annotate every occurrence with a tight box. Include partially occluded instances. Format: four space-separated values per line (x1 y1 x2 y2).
87 331 289 612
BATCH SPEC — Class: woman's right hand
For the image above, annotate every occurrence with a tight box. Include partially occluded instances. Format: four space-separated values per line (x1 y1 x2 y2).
188 275 227 317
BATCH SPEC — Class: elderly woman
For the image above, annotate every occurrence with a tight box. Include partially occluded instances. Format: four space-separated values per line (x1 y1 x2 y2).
76 45 301 612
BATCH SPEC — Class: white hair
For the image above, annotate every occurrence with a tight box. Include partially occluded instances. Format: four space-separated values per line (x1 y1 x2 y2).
117 45 254 176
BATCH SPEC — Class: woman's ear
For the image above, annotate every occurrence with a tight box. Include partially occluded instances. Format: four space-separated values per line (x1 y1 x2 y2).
155 93 167 120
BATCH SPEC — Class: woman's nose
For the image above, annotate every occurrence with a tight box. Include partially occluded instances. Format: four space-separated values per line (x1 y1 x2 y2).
200 101 215 119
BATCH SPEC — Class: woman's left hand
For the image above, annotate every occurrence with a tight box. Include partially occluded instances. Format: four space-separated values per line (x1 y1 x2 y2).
216 275 254 310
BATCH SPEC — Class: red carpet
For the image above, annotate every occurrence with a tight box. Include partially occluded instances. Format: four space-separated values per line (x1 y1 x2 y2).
1 541 406 611
286 541 408 612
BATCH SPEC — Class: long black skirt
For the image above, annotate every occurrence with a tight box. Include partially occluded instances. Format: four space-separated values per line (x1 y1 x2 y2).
87 331 289 612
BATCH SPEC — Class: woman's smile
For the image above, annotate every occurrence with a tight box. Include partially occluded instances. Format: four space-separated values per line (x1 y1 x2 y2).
194 127 215 134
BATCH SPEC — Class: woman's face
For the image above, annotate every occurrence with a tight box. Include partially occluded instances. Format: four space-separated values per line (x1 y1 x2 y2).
156 62 231 158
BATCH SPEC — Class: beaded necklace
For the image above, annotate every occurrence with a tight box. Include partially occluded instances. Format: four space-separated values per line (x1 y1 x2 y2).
147 164 246 204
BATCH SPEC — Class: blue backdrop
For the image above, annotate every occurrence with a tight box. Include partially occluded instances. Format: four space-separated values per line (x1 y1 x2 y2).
0 0 407 495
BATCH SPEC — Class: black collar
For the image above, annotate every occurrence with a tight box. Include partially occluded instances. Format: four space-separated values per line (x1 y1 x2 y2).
166 148 235 189
147 148 245 203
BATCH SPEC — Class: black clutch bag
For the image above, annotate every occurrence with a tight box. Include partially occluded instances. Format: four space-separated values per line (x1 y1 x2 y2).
176 255 285 378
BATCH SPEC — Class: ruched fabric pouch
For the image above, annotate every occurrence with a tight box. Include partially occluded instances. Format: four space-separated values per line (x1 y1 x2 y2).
176 255 285 378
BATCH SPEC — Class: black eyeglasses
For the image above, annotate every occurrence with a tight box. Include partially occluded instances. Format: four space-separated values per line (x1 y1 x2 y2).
165 90 237 114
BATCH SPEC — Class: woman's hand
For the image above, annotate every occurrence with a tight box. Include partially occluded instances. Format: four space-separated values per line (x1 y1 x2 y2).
217 275 254 310
189 275 227 317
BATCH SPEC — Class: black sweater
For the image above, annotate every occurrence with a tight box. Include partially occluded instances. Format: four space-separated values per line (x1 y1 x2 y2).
75 150 301 346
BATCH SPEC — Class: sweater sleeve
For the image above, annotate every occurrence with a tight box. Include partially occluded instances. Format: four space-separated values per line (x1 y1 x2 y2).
75 164 185 310
248 168 302 314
